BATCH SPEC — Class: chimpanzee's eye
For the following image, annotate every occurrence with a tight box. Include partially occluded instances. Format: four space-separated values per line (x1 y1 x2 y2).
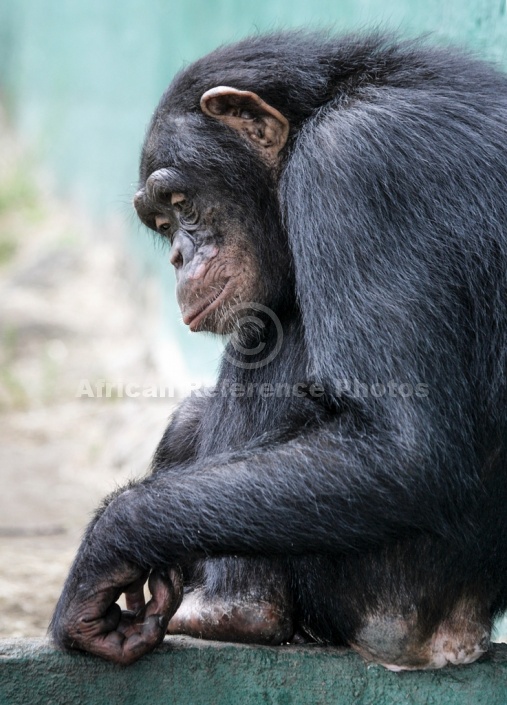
154 213 177 239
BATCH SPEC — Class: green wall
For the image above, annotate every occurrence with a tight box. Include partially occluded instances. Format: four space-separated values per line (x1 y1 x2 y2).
2 638 507 705
1 0 506 380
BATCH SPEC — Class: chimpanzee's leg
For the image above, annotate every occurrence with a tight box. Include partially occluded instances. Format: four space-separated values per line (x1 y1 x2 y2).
294 536 494 670
166 538 494 662
166 556 294 644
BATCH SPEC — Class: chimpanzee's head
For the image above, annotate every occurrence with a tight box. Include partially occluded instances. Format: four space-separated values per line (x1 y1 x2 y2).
134 86 292 334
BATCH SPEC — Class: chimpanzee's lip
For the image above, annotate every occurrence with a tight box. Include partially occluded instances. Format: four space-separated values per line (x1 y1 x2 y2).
183 280 232 331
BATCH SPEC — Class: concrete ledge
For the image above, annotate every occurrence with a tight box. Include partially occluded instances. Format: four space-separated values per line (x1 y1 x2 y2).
1 638 507 705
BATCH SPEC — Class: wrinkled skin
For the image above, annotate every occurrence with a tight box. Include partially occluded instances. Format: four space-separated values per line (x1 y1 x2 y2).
57 563 183 665
134 169 275 335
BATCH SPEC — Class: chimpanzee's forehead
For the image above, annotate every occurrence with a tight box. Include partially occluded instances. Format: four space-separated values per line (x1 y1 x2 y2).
140 110 253 185
148 113 197 151
140 114 204 179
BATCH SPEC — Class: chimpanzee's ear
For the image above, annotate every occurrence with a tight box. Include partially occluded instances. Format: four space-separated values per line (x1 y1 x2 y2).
200 86 289 166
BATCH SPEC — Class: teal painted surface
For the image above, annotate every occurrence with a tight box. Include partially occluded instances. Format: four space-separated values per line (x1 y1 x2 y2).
0 0 506 380
1 638 507 705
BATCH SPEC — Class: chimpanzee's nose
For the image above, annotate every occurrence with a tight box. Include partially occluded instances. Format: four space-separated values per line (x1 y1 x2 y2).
170 231 195 269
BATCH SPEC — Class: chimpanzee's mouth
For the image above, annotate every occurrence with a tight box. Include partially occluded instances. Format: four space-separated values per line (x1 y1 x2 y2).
183 281 232 332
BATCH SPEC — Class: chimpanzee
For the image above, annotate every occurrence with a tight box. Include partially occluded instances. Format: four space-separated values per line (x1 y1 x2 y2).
51 32 507 669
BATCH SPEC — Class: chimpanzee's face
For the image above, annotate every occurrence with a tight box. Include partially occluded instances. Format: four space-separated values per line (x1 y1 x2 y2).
133 118 279 334
136 177 263 334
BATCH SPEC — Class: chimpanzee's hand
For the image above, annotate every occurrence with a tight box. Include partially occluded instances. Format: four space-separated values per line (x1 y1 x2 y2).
52 563 183 665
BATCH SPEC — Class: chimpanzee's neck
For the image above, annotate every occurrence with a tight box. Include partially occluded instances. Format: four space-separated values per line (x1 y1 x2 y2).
193 310 328 456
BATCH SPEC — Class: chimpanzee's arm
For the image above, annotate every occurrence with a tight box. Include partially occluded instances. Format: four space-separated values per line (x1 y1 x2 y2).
50 413 465 664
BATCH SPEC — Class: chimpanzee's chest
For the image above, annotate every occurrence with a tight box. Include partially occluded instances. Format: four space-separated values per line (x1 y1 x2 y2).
195 323 331 456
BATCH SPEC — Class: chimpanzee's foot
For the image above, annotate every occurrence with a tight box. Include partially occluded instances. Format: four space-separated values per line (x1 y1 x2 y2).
350 597 490 670
167 588 293 644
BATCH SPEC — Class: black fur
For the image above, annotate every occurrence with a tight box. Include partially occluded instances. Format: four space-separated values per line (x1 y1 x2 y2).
51 32 507 657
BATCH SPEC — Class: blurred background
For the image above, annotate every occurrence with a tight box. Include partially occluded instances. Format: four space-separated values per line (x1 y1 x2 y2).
0 0 506 639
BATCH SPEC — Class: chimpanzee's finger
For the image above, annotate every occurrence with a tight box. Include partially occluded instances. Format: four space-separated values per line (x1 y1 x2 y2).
85 616 164 665
62 587 122 648
117 568 184 664
124 571 149 613
145 568 184 618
